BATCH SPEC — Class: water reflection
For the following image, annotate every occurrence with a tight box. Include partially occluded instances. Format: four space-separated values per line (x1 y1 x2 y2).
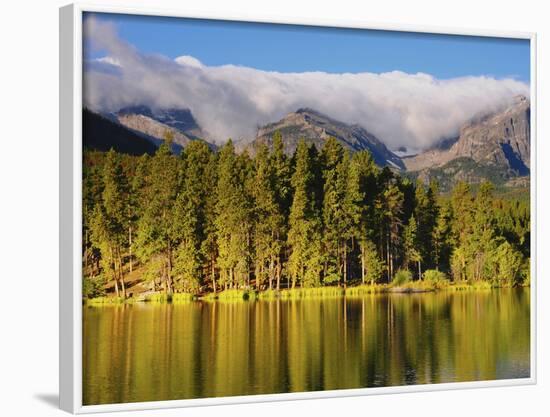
83 289 530 405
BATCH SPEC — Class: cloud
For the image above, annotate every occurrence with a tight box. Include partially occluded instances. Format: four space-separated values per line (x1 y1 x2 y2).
175 55 204 69
95 56 122 67
83 16 530 149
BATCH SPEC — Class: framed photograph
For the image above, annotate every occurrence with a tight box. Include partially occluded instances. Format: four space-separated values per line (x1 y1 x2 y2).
60 3 536 413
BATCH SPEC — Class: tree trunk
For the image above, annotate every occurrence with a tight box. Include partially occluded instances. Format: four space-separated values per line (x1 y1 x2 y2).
110 246 119 297
211 258 217 294
361 245 365 284
418 260 422 281
115 247 126 299
389 242 394 282
118 249 126 299
269 258 273 290
386 230 391 283
129 226 133 274
343 242 347 289
120 275 126 299
350 236 355 282
162 262 167 294
84 230 88 272
246 230 251 288
166 245 173 294
276 259 281 291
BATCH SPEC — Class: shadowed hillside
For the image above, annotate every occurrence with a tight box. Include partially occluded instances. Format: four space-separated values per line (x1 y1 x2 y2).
83 108 157 156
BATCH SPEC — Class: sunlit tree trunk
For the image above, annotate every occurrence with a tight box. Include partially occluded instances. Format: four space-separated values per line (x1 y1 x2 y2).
361 245 366 284
211 258 217 294
118 249 126 298
276 260 281 291
128 226 132 274
386 230 391 283
343 242 347 288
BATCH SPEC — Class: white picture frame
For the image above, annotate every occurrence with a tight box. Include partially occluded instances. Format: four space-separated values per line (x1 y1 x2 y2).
59 2 537 413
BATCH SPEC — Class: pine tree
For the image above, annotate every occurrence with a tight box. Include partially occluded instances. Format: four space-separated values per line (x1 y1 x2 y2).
271 131 291 290
134 133 180 293
82 133 530 297
89 149 130 298
287 140 322 288
362 240 385 285
432 199 453 272
414 179 438 274
450 181 474 247
320 137 347 285
403 215 422 278
173 141 212 293
82 153 104 279
252 143 283 290
128 154 150 275
382 180 404 282
470 181 498 281
346 151 380 284
215 141 253 289
491 241 524 287
200 152 219 293
215 140 237 289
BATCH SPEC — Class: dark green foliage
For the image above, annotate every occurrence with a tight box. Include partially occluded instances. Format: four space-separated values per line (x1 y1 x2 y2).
173 141 213 293
393 269 412 285
134 136 180 293
423 269 448 283
83 135 531 295
83 274 106 299
287 140 323 288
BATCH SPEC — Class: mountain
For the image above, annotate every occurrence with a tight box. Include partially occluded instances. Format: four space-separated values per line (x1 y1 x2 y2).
114 106 215 150
117 106 204 139
241 108 404 169
83 108 157 155
404 96 530 179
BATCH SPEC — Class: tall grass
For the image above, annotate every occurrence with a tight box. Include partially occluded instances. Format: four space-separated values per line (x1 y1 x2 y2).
345 284 387 296
144 293 171 303
171 293 195 303
279 286 344 299
447 281 493 291
85 296 126 305
203 289 256 301
258 289 279 300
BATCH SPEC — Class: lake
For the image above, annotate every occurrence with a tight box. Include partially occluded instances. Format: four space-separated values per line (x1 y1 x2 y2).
83 289 530 405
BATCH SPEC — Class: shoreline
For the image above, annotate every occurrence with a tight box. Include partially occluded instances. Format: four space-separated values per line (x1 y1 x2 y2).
84 282 529 305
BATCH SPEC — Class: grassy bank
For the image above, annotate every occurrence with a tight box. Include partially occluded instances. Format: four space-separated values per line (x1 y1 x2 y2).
84 296 127 306
201 289 257 302
84 280 525 305
84 292 196 305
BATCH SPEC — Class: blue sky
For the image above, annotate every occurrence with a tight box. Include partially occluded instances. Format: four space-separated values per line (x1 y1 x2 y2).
83 12 530 148
84 12 530 82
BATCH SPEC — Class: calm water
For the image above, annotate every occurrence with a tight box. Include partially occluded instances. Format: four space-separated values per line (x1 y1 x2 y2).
83 289 530 405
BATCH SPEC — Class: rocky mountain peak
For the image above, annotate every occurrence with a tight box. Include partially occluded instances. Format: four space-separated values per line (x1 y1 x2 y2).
404 96 530 184
247 108 405 169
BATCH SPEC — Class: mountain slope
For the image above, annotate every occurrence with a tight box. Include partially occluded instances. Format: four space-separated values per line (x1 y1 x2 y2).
242 108 404 169
404 96 530 175
83 108 157 156
116 113 197 148
117 106 205 140
115 106 215 150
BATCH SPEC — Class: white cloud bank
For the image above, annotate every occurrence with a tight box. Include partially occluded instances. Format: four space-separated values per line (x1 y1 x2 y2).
83 17 529 149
